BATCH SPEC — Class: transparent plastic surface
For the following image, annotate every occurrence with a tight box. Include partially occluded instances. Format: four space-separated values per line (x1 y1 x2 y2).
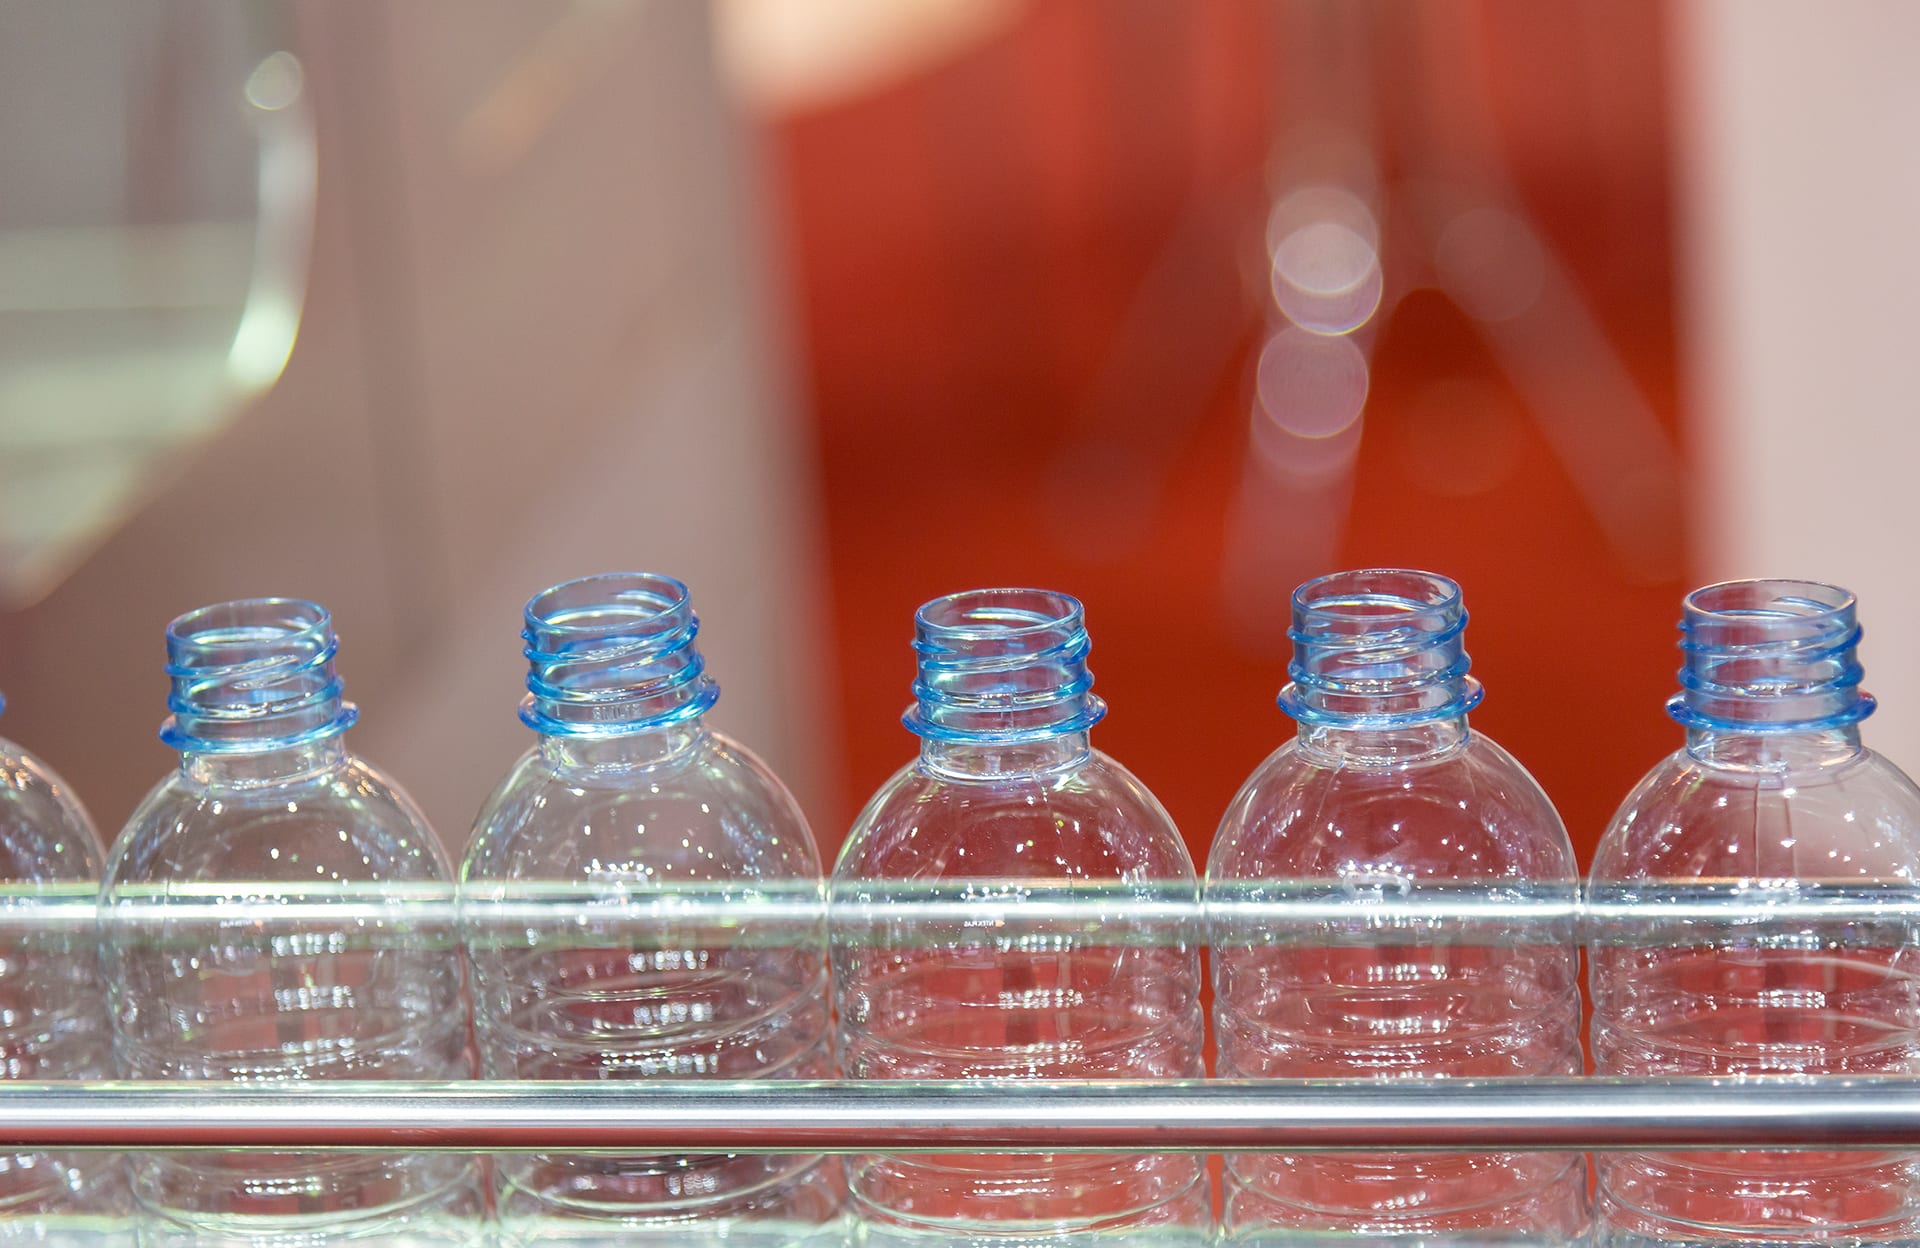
1209 570 1587 1245
1 866 1919 1246
464 734 843 1244
1591 739 1920 1245
464 573 842 1245
99 600 484 1246
833 589 1210 1245
0 726 126 1241
1590 579 1920 1245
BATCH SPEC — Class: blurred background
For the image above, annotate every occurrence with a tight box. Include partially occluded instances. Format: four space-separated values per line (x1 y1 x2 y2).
0 0 1914 869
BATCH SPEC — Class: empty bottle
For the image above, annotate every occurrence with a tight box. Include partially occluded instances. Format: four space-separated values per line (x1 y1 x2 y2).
463 573 841 1245
833 588 1209 1245
1208 568 1587 1244
98 598 485 1245
1590 579 1920 1244
0 690 124 1242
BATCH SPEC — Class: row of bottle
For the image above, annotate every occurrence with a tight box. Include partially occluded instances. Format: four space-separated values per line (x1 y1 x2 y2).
0 567 1915 1245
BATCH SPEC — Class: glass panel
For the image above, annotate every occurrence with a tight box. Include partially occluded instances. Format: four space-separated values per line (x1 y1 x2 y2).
0 4 311 606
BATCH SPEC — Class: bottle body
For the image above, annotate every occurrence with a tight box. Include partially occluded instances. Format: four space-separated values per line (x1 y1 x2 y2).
1589 740 1920 1243
464 731 842 1243
462 571 842 1245
1210 731 1587 1243
1589 578 1920 1245
102 747 485 1244
833 588 1208 1245
1208 568 1586 1244
98 599 484 1245
835 749 1208 1244
0 729 124 1241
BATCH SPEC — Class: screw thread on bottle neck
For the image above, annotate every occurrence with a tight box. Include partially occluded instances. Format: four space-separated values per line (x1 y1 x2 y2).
1670 578 1874 737
520 573 719 739
905 589 1106 770
160 598 357 755
1280 568 1483 737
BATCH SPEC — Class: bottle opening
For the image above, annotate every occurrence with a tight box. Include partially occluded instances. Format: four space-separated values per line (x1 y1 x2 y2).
1671 578 1873 733
520 572 719 737
904 587 1106 744
1279 568 1482 728
160 598 357 753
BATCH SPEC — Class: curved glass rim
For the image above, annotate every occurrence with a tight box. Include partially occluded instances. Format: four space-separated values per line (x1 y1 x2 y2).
914 587 1086 642
523 572 692 637
1683 578 1856 624
165 596 331 657
1292 568 1462 620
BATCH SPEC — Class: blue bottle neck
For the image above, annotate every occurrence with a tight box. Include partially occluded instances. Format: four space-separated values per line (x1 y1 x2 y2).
519 573 720 742
1670 579 1873 769
904 589 1106 779
1279 569 1481 764
161 599 359 774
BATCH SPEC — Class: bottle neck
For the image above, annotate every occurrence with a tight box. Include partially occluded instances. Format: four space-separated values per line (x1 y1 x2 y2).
1279 569 1482 750
538 723 705 772
1297 716 1469 765
903 589 1106 775
1669 579 1874 746
1685 725 1864 772
160 599 359 757
921 731 1092 778
181 736 351 788
519 574 719 738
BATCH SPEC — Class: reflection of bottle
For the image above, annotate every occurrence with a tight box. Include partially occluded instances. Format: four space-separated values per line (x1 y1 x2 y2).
463 573 842 1244
1591 580 1920 1244
0 691 124 1243
833 588 1209 1245
100 599 484 1246
1209 569 1587 1245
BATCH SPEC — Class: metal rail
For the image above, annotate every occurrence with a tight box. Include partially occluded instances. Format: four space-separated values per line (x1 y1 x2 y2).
12 883 1920 943
5 1078 1920 1152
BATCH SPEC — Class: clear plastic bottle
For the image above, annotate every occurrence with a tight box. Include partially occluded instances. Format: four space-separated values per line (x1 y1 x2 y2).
98 599 486 1246
0 690 125 1244
462 573 842 1246
1590 579 1920 1245
1208 569 1588 1244
833 588 1209 1246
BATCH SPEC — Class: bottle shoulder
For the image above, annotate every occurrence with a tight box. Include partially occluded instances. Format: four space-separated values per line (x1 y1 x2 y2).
105 752 450 888
1591 743 1920 885
1207 731 1575 884
462 728 821 884
0 736 104 881
835 747 1195 883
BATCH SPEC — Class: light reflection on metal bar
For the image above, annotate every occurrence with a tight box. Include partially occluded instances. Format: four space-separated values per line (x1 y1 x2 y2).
2 1079 1919 1152
7 885 1917 941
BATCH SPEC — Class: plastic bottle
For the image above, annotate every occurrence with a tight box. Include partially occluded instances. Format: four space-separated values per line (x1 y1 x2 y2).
833 588 1209 1246
1208 568 1588 1244
463 573 841 1245
0 689 124 1243
1590 579 1920 1243
98 598 486 1245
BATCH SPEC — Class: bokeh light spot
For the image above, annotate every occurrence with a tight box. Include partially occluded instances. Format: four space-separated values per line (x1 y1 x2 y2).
1255 327 1370 439
1267 187 1383 335
244 52 304 113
